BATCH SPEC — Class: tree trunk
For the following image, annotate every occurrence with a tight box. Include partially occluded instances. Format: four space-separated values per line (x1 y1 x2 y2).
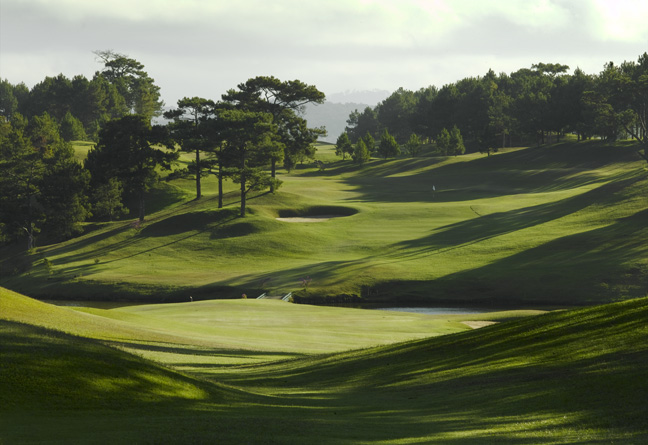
240 157 246 217
195 148 201 199
139 189 145 222
218 161 223 209
270 158 276 193
24 225 34 250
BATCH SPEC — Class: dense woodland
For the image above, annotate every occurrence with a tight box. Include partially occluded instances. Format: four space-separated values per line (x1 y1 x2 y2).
1 51 647 250
342 57 648 157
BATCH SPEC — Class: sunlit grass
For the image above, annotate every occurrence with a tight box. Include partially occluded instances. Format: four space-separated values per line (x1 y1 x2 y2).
3 140 647 306
1 287 646 443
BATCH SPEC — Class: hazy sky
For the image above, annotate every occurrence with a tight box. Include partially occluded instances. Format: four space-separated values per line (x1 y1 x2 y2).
1 0 647 105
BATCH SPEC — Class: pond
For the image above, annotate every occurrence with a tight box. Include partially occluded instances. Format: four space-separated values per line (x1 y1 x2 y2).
373 306 500 315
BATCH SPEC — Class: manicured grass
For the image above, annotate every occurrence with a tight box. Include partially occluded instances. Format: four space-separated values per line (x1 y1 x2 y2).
5 286 531 367
2 140 647 306
71 140 95 162
1 287 647 443
2 139 646 443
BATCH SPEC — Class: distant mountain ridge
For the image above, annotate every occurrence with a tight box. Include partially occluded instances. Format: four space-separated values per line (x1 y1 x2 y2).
326 89 390 104
303 89 390 143
303 102 368 143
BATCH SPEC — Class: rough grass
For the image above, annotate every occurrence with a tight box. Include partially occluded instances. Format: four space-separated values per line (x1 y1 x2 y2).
1 287 647 443
2 140 647 305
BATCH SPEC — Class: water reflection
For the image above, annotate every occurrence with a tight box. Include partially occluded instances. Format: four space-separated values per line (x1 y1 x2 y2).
374 307 497 315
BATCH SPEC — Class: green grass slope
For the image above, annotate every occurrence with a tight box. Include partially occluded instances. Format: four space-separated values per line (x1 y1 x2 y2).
2 285 503 366
2 140 647 305
1 289 646 442
0 320 211 410
213 296 648 443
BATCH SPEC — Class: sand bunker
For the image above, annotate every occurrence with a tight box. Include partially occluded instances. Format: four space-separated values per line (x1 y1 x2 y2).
276 215 343 222
461 321 498 329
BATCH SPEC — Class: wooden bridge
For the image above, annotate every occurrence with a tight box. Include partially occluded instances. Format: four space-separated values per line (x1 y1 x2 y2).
256 292 293 302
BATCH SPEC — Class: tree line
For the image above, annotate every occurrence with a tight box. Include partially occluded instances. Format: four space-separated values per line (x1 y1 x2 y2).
0 51 164 142
1 52 325 249
2 52 647 250
339 53 648 160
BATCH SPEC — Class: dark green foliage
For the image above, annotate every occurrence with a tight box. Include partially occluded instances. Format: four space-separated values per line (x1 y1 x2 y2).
91 178 128 221
85 115 177 221
436 127 451 155
215 109 282 216
164 97 217 199
221 76 325 189
449 125 465 156
363 131 375 154
94 50 164 120
404 133 422 157
0 113 90 247
343 52 648 152
1 71 129 142
376 87 417 143
352 138 371 164
39 147 90 238
0 116 45 248
345 106 378 142
0 79 18 117
377 128 400 159
593 54 648 158
59 111 87 141
335 132 353 159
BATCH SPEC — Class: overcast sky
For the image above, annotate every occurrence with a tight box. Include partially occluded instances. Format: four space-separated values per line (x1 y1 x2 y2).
1 0 647 106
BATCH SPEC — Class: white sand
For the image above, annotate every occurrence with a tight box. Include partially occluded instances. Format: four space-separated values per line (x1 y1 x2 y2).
276 215 343 223
461 321 498 329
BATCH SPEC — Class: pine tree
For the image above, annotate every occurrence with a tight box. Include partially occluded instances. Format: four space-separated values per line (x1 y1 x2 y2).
436 128 451 155
450 125 465 156
404 133 422 157
335 132 353 159
377 128 401 159
352 139 371 164
363 131 375 154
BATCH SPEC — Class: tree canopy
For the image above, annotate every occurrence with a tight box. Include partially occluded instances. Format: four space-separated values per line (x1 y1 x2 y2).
164 97 217 200
215 109 282 217
222 76 325 188
2 52 648 250
85 115 176 221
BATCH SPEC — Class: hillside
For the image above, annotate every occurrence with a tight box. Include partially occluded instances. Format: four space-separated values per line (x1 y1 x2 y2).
1 139 647 305
1 287 647 443
303 101 372 143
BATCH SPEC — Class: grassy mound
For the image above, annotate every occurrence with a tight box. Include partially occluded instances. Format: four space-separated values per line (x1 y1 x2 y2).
1 288 646 442
211 297 648 442
0 320 210 410
2 139 647 305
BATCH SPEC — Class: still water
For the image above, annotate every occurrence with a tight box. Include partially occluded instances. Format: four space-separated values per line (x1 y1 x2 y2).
373 307 498 315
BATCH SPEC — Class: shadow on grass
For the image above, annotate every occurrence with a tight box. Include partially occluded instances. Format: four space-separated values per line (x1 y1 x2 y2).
391 173 643 258
202 299 648 443
3 301 648 442
111 340 305 359
42 209 240 270
338 142 644 204
0 320 217 410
